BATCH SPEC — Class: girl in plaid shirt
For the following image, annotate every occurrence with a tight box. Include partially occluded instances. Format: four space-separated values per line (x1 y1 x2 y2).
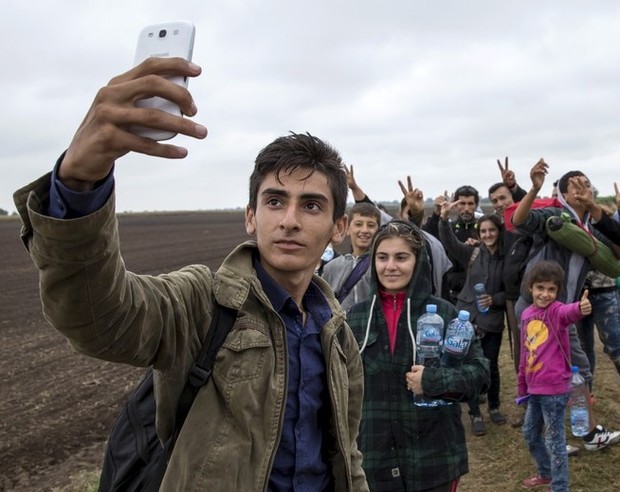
347 221 489 491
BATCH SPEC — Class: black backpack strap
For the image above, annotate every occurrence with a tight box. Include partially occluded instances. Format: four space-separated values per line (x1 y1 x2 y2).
181 304 237 419
145 302 237 491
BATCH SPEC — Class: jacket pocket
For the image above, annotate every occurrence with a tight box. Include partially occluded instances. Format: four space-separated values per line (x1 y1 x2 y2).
216 327 272 383
359 334 384 376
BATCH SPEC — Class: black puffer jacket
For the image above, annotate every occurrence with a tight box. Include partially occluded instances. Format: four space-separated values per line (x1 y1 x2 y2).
438 219 506 334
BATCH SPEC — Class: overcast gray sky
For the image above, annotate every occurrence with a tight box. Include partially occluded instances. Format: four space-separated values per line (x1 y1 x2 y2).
2 0 619 213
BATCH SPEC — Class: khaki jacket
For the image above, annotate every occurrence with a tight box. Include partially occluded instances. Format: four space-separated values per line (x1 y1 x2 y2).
14 173 368 492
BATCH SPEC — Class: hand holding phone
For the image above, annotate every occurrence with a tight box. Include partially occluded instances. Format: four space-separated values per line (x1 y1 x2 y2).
132 21 196 141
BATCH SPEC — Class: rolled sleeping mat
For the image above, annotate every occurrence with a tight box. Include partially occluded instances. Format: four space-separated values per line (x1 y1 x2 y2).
546 213 620 278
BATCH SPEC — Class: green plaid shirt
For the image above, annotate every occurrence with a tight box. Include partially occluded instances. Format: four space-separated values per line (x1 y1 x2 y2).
347 246 490 491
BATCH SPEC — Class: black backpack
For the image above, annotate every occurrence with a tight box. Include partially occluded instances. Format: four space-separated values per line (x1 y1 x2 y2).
98 303 237 492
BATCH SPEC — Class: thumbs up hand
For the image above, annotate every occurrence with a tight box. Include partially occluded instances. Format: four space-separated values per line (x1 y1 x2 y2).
579 289 592 316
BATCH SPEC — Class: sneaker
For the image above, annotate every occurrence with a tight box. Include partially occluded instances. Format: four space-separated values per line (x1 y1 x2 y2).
470 415 487 436
583 425 620 451
521 475 551 488
489 408 507 425
566 444 580 456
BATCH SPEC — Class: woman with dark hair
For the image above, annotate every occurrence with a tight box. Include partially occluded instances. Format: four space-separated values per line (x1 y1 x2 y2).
347 220 489 491
439 211 507 436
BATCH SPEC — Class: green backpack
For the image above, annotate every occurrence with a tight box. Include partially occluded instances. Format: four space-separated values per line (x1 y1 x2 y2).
546 212 620 278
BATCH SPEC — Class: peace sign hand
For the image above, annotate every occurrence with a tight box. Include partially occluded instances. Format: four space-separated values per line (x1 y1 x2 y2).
398 176 424 216
497 156 516 188
440 199 459 220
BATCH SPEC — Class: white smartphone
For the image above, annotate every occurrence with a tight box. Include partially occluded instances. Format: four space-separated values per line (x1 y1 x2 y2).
132 21 195 141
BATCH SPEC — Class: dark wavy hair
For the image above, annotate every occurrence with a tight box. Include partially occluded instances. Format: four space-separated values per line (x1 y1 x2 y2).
526 260 565 292
348 202 381 222
248 132 348 222
454 185 480 205
477 213 504 232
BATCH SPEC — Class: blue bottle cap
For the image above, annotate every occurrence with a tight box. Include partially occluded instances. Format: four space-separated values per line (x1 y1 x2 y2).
321 246 334 262
426 304 438 313
458 310 470 321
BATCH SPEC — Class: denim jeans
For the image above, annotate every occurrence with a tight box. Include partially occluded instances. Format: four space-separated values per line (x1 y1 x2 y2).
576 289 620 379
522 393 570 492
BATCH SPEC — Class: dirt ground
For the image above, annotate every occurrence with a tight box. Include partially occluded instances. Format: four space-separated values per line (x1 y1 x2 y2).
1 211 619 491
0 211 249 491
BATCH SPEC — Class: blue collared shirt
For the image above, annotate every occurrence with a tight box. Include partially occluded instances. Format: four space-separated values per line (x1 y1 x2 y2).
253 257 334 492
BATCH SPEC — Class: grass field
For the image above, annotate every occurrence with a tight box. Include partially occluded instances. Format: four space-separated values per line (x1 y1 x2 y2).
59 332 619 492
461 332 619 492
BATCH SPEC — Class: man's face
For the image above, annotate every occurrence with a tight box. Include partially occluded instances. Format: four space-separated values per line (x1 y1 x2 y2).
489 185 514 217
245 168 347 289
456 195 477 222
348 213 379 256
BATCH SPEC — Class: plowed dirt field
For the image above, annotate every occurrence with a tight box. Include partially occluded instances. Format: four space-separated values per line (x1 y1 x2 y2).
0 211 248 491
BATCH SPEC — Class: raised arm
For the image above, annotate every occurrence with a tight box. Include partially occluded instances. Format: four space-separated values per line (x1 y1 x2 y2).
437 200 475 268
344 164 368 202
344 163 394 225
421 191 448 237
511 159 548 227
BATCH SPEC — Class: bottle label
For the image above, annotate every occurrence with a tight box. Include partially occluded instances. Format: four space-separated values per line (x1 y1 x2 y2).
444 336 470 355
570 407 590 436
419 327 442 344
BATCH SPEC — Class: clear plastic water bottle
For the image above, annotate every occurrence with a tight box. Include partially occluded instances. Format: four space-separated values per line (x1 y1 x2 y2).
569 365 590 437
443 310 475 358
414 304 447 407
473 283 489 314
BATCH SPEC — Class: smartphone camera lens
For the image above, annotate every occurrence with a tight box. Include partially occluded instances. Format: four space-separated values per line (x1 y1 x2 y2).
158 29 167 38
